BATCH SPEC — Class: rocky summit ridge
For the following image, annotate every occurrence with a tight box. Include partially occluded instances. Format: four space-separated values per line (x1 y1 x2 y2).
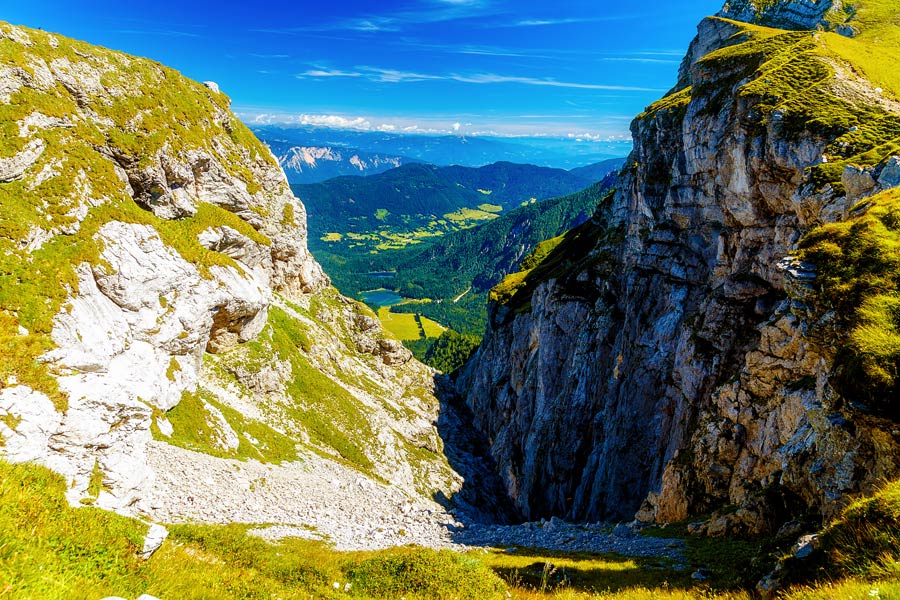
460 0 900 535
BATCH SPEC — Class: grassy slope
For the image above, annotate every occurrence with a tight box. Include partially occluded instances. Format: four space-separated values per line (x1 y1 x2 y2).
788 0 900 416
3 458 899 600
798 187 900 414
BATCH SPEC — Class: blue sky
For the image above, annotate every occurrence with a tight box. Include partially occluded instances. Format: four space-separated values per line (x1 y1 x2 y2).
6 0 723 138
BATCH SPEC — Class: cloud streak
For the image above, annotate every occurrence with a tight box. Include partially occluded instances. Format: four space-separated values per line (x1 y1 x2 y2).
113 28 200 38
299 66 663 92
498 13 652 28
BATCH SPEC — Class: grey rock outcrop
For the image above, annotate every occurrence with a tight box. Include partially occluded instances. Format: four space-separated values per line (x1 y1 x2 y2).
842 156 900 202
459 6 900 528
718 0 851 33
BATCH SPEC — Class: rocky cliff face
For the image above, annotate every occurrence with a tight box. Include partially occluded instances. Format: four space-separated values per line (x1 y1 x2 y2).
0 21 476 546
718 0 851 33
460 0 900 530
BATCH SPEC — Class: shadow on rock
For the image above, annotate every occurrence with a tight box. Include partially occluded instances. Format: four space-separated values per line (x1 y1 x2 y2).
431 373 520 529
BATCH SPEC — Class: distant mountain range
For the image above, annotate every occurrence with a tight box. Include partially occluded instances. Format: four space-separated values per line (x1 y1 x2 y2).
254 125 631 170
264 140 416 184
297 158 624 335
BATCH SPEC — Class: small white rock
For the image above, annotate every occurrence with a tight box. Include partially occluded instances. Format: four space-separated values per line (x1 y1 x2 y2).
140 524 169 559
155 416 173 438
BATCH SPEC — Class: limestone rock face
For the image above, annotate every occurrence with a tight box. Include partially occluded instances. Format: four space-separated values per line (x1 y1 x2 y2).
718 0 847 33
459 6 900 528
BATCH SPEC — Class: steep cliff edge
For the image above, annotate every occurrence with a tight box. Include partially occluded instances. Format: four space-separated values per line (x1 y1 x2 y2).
0 21 480 546
460 0 900 531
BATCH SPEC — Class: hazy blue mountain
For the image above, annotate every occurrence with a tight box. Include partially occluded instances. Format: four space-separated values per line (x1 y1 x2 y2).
254 125 631 169
568 158 627 183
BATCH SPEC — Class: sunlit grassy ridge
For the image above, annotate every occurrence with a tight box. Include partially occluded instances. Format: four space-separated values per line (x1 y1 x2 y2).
490 189 621 314
637 0 900 194
798 187 900 414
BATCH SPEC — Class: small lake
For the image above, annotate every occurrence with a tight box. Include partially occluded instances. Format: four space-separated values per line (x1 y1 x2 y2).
360 288 403 307
364 271 397 279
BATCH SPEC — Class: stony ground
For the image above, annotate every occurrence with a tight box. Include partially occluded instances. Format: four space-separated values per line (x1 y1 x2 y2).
143 442 685 562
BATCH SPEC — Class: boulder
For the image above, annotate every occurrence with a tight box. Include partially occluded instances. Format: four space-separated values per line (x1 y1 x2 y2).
842 164 877 200
877 156 900 191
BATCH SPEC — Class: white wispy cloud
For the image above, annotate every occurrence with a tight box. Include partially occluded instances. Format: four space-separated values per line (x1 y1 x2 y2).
249 53 291 59
598 57 681 65
114 28 200 37
343 17 401 32
256 0 499 35
384 39 682 63
513 18 589 26
449 73 661 91
303 68 364 78
496 13 652 28
298 65 663 92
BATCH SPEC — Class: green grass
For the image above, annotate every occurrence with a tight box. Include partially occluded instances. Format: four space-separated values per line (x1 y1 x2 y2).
479 203 503 212
0 459 150 600
420 315 446 338
223 303 378 474
377 306 425 341
443 207 502 224
348 550 506 599
160 389 299 464
4 458 900 600
811 478 900 580
824 0 900 99
0 459 502 600
797 187 900 414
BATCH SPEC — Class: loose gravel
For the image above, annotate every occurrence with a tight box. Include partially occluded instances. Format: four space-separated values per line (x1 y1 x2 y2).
144 442 685 562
